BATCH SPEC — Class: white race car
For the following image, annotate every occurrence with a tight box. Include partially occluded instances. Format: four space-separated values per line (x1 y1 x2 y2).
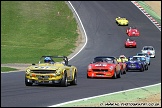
141 46 155 58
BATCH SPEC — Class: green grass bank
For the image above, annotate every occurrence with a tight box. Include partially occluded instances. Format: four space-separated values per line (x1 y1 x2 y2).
1 1 78 64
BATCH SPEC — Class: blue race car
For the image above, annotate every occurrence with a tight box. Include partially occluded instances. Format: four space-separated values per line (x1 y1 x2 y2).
136 52 150 65
126 56 148 72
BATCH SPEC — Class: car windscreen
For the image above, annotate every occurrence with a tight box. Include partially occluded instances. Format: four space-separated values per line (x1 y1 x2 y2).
143 47 153 50
137 54 143 56
140 57 146 61
132 57 140 61
93 57 114 63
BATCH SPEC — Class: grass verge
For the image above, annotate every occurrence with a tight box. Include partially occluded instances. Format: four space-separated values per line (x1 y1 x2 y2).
1 1 78 64
1 67 18 72
137 1 161 24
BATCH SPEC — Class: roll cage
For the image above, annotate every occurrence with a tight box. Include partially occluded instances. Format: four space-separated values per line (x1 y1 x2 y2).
38 56 69 65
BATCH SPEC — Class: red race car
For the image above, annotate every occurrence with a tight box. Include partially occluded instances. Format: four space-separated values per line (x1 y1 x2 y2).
126 27 140 36
87 56 121 79
125 38 136 48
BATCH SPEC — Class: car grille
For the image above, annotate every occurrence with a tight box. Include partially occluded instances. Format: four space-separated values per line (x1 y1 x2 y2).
31 70 56 74
92 69 108 72
36 75 50 80
128 64 136 67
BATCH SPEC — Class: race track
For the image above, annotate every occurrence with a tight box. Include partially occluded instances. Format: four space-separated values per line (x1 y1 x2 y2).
1 1 161 107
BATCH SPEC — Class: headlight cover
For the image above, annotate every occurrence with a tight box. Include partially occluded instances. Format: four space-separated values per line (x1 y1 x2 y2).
26 69 31 74
109 66 114 71
26 69 30 72
88 65 92 69
56 69 61 75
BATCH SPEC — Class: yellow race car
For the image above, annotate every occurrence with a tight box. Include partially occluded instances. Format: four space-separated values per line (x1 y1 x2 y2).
117 55 128 63
115 16 129 26
25 56 77 87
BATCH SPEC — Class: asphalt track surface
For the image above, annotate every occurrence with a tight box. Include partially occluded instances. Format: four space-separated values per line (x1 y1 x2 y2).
1 1 161 107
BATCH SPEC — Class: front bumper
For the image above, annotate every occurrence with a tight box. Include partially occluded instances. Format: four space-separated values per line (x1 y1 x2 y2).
128 33 139 36
126 44 136 47
87 71 114 78
119 22 128 25
25 75 63 84
26 78 61 84
126 65 142 70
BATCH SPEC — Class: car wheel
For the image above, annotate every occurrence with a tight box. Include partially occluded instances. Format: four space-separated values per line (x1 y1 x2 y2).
25 78 33 86
87 74 90 78
60 71 68 87
117 71 121 78
70 72 77 85
140 67 144 72
123 69 126 74
145 65 148 70
112 70 117 79
121 70 123 75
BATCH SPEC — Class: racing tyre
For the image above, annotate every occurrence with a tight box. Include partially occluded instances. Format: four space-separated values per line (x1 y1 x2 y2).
140 67 144 72
123 69 126 74
117 71 121 78
87 74 91 78
60 71 68 87
25 78 33 86
145 65 148 70
116 22 120 26
70 72 77 85
116 21 118 25
112 71 117 79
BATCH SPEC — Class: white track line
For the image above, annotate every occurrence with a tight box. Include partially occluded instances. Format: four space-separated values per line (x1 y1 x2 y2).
67 1 88 61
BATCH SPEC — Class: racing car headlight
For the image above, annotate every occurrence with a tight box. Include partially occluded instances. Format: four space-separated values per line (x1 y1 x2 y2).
109 66 113 71
88 65 92 69
26 69 31 74
26 69 30 72
56 69 61 75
